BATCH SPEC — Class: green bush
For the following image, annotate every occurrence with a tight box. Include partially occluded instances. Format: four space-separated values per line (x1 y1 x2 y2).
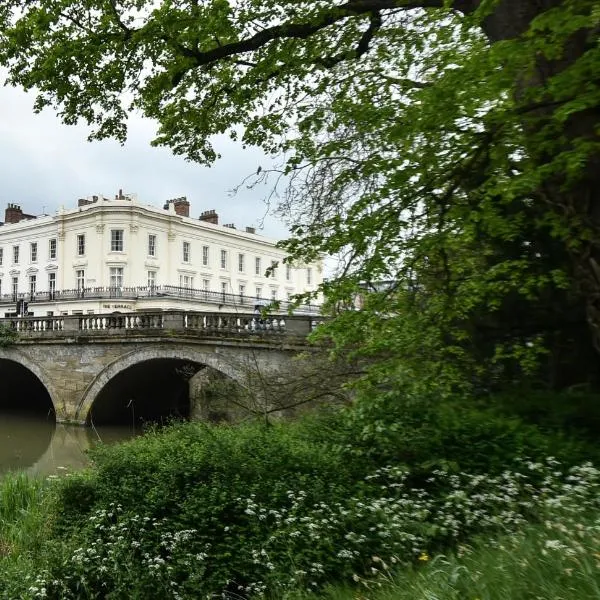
2 390 598 599
331 389 589 475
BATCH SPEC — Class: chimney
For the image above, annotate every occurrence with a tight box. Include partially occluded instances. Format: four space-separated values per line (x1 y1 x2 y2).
199 209 219 225
78 198 93 207
245 226 256 234
5 203 23 224
163 196 190 217
223 223 236 229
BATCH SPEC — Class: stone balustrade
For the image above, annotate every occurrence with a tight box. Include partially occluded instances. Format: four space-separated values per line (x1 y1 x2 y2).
0 310 318 339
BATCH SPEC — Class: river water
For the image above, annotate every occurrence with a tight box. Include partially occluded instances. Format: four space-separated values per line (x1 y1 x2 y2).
0 412 137 476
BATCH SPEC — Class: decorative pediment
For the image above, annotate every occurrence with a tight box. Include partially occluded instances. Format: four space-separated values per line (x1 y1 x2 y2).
25 266 39 275
45 263 58 272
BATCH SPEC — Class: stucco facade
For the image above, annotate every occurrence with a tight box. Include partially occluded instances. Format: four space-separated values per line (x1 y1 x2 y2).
0 193 322 316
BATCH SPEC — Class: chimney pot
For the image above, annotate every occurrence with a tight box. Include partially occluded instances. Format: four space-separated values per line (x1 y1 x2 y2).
199 209 219 225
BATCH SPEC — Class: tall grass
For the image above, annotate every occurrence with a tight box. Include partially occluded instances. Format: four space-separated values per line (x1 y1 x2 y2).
0 472 51 557
315 511 600 600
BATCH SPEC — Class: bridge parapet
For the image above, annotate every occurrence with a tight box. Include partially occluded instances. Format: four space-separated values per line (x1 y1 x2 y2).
0 310 318 340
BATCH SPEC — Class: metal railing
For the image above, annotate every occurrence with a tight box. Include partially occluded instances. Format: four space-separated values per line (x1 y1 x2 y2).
0 285 320 315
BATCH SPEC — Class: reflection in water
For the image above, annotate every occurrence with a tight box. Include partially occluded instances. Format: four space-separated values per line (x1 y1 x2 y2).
0 412 137 476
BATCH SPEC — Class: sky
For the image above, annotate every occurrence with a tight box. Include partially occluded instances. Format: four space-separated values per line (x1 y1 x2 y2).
0 84 289 239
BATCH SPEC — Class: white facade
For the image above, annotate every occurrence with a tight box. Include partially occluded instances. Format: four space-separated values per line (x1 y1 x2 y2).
0 195 322 316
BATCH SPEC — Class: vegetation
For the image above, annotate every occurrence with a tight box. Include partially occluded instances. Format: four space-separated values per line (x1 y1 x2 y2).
0 0 599 598
1 1 599 395
312 511 600 600
0 324 18 347
0 399 597 598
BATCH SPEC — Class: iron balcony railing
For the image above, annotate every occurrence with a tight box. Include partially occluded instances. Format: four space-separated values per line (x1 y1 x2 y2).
0 285 321 315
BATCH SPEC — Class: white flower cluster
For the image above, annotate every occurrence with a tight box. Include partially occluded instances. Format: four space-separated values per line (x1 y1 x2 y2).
20 459 600 599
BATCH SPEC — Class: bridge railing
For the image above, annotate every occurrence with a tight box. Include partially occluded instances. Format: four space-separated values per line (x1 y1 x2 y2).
0 311 318 337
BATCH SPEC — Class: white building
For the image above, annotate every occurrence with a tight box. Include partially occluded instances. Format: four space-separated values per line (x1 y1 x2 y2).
0 192 322 317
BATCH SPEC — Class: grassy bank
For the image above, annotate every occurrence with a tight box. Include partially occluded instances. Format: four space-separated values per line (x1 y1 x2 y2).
0 395 599 598
313 510 600 600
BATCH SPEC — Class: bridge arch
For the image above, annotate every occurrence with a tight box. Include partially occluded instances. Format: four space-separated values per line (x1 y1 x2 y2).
0 347 59 417
75 344 249 424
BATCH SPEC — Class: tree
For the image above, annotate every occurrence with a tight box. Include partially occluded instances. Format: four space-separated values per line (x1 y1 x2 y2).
0 324 18 347
1 1 599 391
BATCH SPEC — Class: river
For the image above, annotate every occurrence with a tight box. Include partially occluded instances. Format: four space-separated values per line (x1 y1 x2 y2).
0 411 138 476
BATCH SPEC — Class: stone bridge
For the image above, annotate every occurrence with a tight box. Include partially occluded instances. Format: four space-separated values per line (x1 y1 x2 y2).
0 311 315 425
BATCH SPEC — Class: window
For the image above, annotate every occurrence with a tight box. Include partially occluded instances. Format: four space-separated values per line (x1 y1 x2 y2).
147 271 156 288
0 248 3 266
221 281 228 300
220 249 227 269
202 245 209 266
12 276 18 302
255 287 262 299
255 257 261 275
183 241 190 263
13 246 19 264
29 275 36 298
109 267 123 294
238 253 245 273
48 273 56 300
76 269 85 291
180 275 193 289
49 238 57 260
111 229 124 252
271 288 277 300
286 264 292 281
270 260 278 277
239 284 245 302
30 242 37 263
0 279 2 297
77 234 85 256
307 267 312 285
202 279 210 291
148 234 156 257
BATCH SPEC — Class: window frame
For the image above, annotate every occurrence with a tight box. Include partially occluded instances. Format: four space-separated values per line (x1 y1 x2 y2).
30 242 37 263
76 269 85 290
148 234 156 257
111 229 124 252
182 241 191 263
77 234 85 257
29 274 36 297
49 238 57 260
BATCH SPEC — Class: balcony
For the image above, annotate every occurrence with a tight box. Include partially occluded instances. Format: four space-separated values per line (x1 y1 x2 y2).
0 285 321 315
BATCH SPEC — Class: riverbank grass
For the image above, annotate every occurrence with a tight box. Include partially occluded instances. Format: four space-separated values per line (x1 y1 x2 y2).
314 511 600 600
0 472 50 557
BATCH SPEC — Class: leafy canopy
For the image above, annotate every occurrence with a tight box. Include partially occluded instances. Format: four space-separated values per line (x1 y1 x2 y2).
1 1 599 391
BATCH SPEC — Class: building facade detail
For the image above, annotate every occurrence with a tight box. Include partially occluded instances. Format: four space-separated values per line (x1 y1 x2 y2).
0 194 322 316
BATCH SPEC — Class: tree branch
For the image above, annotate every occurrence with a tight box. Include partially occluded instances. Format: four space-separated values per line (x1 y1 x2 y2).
184 1 445 67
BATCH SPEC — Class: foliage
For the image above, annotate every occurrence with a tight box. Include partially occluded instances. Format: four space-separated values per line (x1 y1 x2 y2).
307 510 600 600
9 444 600 598
0 324 17 348
1 1 599 393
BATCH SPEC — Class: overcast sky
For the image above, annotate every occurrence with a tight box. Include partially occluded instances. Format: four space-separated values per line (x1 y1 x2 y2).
0 84 289 239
